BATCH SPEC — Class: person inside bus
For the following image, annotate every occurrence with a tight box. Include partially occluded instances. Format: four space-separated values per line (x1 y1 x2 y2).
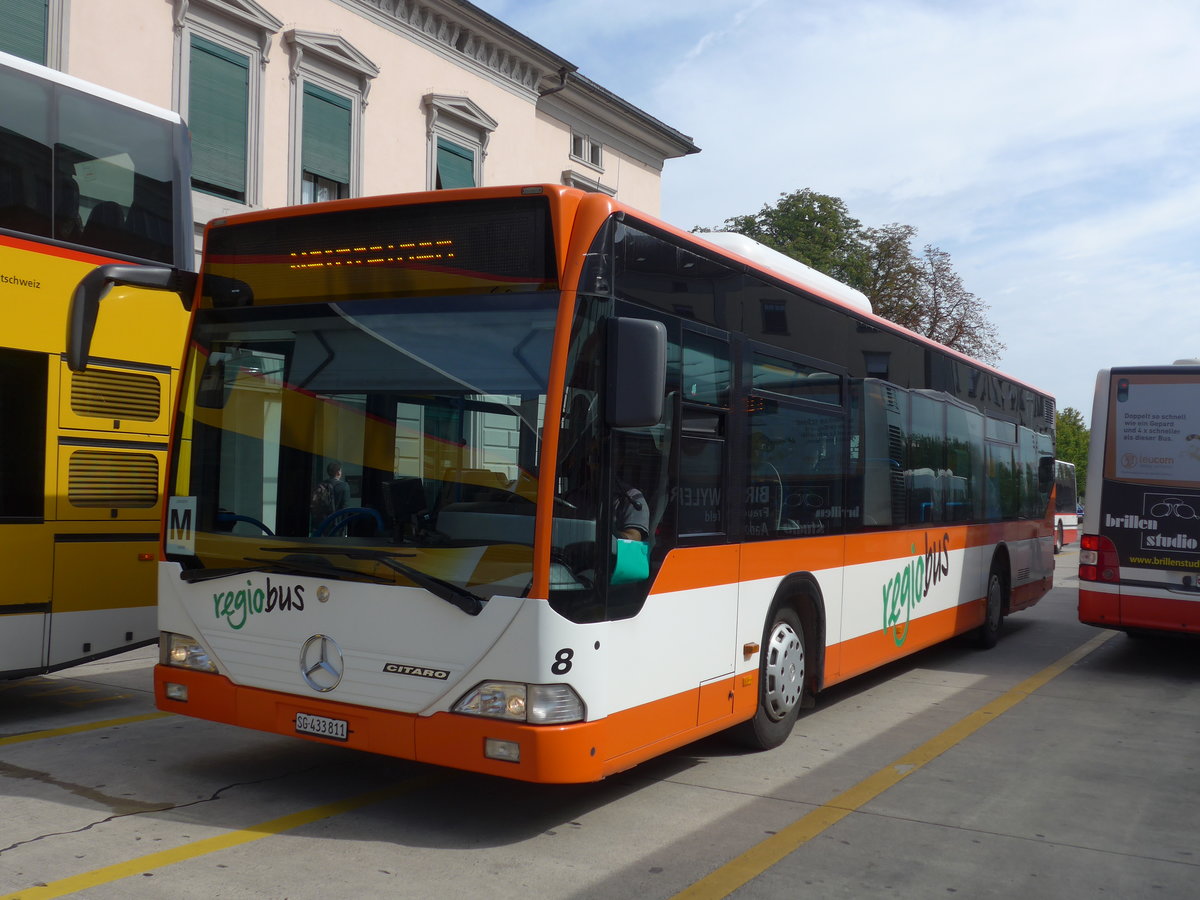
321 461 351 510
310 461 351 532
613 482 649 541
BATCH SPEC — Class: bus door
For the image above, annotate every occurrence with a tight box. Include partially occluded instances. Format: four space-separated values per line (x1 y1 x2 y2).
0 349 52 673
740 342 849 681
670 323 739 718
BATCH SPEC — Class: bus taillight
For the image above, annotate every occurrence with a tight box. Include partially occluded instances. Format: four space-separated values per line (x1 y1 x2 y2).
1079 534 1119 583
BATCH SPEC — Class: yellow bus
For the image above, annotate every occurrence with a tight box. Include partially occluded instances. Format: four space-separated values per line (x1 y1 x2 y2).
69 185 1055 782
0 50 192 677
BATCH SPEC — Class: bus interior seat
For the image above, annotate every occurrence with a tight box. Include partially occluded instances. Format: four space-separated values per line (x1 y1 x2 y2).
54 176 82 242
82 200 125 247
383 476 430 538
0 161 51 235
436 468 511 507
125 202 171 259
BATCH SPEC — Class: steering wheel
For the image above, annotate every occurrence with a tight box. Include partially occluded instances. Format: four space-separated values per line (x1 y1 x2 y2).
215 512 274 535
313 507 385 537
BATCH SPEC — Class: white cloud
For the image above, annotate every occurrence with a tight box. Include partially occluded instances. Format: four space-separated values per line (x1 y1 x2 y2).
474 0 1200 422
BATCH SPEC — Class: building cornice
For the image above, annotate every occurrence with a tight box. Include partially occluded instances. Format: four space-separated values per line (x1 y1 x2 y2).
338 0 699 160
338 0 572 96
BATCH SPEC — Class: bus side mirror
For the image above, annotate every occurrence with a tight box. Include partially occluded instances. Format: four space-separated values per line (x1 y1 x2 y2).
1038 456 1055 494
67 264 197 372
606 317 666 428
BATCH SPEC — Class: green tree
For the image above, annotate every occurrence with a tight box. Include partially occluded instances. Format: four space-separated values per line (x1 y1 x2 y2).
860 223 921 323
712 188 871 287
1056 407 1090 499
908 242 1004 365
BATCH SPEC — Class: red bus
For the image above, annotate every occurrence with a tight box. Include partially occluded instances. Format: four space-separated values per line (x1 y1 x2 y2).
1080 364 1200 635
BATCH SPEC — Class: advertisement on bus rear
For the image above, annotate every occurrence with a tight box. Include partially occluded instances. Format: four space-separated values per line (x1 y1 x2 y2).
1103 372 1200 571
1098 482 1200 572
1106 373 1200 487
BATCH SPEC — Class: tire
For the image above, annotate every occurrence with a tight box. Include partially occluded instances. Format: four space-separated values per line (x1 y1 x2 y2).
732 605 806 750
975 569 1006 649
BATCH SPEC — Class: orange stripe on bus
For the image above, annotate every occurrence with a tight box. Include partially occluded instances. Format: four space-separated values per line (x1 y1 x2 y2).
832 599 985 684
650 545 742 594
650 521 1048 594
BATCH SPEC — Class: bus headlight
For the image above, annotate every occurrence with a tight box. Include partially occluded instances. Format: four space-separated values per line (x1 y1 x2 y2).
453 681 584 724
161 632 217 672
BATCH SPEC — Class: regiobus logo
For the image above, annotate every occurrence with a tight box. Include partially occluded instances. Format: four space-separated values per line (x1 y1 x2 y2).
881 532 952 647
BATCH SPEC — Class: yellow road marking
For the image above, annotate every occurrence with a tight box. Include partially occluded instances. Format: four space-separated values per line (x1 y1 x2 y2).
0 713 171 747
0 776 442 900
673 630 1118 900
1 631 1117 899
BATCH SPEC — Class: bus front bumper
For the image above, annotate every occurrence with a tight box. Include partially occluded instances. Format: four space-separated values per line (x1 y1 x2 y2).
153 665 693 784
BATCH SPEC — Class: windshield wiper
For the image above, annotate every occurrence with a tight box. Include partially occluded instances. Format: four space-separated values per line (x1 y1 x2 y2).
245 555 393 583
176 555 391 585
179 565 261 584
254 546 486 615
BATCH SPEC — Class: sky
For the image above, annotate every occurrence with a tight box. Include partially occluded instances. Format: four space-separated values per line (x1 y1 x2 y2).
473 0 1200 423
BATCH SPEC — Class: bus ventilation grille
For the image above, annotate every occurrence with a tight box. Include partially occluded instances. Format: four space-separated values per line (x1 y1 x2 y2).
71 370 161 421
68 450 159 508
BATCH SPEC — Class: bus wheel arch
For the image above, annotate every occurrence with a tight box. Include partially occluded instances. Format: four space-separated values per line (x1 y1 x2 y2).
976 548 1010 649
732 577 825 750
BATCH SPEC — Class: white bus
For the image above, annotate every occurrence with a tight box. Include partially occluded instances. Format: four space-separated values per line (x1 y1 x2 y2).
68 185 1056 782
1080 363 1200 635
1054 460 1078 552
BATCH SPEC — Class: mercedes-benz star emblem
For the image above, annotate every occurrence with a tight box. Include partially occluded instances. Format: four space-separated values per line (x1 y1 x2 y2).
300 634 344 692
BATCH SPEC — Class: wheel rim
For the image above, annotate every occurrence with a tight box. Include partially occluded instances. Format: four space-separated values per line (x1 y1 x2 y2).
763 620 804 721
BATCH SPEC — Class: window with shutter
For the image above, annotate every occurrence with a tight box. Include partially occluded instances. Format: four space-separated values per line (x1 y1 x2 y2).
0 0 47 64
300 83 352 203
189 36 250 202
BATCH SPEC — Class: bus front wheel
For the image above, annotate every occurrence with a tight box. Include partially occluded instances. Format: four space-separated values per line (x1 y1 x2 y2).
733 605 806 750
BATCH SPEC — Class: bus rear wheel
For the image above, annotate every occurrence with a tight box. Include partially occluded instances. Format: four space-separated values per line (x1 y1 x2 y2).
733 605 806 750
975 569 1006 649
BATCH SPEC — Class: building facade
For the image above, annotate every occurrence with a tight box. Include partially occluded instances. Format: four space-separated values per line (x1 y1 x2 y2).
4 0 698 251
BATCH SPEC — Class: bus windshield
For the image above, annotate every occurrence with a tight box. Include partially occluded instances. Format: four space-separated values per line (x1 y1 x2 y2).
173 291 558 601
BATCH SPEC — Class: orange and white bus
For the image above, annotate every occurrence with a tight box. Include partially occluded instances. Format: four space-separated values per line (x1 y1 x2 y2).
1054 459 1079 552
0 50 192 678
1079 363 1200 635
69 185 1055 781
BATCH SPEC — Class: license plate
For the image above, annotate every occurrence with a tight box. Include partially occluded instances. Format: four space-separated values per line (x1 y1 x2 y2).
295 712 348 741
